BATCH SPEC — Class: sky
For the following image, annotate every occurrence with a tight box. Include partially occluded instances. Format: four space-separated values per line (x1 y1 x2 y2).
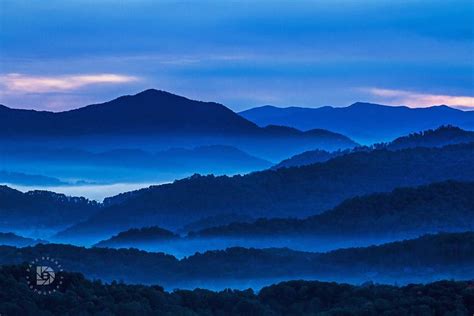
0 0 473 111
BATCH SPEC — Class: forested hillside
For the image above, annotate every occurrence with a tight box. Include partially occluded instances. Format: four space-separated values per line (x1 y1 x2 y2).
192 181 474 239
58 143 474 238
1 233 473 288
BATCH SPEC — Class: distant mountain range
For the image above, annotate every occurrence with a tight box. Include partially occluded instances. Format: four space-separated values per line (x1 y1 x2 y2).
240 103 474 144
0 90 357 161
274 125 474 169
1 232 472 287
190 181 474 240
55 142 474 240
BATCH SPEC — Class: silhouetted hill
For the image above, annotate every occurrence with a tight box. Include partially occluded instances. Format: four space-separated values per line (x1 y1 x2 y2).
0 232 47 247
273 126 474 169
95 226 179 248
240 103 474 143
0 90 357 161
2 265 472 316
273 149 341 169
0 186 100 230
0 89 358 140
0 170 66 186
0 233 473 288
57 143 474 239
386 125 474 150
191 181 474 239
0 89 258 135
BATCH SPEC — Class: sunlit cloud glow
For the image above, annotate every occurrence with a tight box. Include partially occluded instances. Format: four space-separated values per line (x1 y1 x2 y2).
0 73 139 93
365 88 474 109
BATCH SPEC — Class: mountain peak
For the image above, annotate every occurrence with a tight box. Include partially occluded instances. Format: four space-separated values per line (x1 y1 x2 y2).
349 102 383 107
133 88 185 100
107 88 194 109
50 89 261 135
430 104 462 112
137 88 163 94
348 102 401 109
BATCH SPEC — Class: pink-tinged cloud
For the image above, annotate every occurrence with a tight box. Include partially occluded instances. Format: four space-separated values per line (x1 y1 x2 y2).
365 88 474 109
0 73 139 93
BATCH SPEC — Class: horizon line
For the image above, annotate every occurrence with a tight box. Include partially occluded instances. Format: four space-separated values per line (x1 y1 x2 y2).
1 88 472 113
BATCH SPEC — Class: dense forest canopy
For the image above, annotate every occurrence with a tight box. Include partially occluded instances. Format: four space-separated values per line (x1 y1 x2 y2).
0 232 472 288
1 264 473 315
95 226 179 247
273 126 474 169
191 181 474 238
57 142 474 239
0 185 100 229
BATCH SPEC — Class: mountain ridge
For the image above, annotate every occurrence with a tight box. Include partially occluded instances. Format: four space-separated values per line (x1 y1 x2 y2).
273 125 474 169
56 142 474 240
240 103 474 143
94 226 179 248
1 232 473 287
0 89 259 135
190 180 474 239
0 89 358 161
0 232 47 247
0 186 100 230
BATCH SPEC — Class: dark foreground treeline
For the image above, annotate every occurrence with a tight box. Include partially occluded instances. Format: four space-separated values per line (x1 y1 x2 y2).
1 264 473 316
0 232 473 289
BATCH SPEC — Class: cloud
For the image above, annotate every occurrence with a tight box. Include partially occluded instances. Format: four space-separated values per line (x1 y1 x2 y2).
364 88 474 108
0 73 139 93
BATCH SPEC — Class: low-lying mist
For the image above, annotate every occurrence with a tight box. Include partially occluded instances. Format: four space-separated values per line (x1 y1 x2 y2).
51 235 414 258
3 182 163 202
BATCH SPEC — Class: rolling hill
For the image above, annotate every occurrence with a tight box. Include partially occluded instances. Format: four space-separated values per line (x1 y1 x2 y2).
0 186 100 230
273 125 474 169
56 142 474 240
0 232 472 288
386 125 474 150
94 226 179 248
0 232 47 247
190 181 474 239
273 149 344 169
0 170 66 186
